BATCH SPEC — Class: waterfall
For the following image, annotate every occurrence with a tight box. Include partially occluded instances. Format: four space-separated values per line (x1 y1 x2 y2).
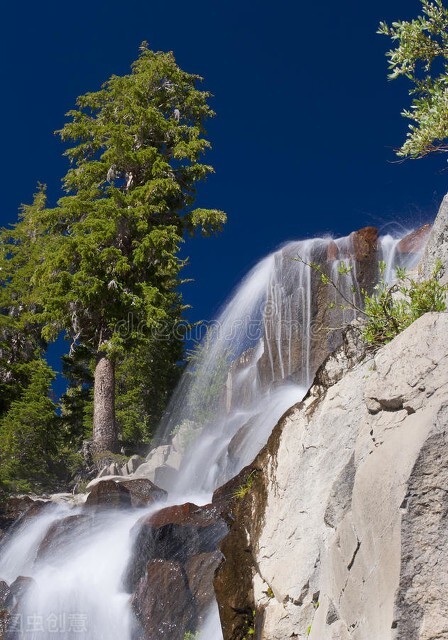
0 230 422 640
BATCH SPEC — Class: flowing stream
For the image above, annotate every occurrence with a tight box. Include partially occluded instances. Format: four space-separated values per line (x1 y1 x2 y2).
0 232 421 639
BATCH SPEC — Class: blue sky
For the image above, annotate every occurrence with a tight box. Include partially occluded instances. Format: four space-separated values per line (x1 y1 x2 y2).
1 0 446 328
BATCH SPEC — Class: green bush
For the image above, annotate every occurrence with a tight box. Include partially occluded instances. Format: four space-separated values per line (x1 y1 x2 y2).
298 255 447 349
362 260 447 346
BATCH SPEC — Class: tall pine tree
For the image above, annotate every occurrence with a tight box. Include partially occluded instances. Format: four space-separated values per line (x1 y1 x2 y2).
26 44 225 453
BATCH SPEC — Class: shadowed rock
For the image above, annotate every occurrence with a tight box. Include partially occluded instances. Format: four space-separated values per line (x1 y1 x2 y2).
125 502 227 639
85 478 166 509
131 559 196 640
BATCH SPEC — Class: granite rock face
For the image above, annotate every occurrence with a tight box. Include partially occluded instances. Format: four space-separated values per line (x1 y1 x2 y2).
420 193 448 280
215 313 448 640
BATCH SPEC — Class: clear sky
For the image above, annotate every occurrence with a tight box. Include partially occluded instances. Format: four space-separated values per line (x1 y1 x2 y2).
1 0 446 327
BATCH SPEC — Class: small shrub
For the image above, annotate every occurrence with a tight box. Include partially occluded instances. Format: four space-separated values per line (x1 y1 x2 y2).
233 470 257 499
297 256 448 349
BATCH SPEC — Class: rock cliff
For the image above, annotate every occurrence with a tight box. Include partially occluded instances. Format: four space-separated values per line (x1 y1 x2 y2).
214 312 448 640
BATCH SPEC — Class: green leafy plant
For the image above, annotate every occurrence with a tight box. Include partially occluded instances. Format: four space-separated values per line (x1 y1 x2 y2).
264 586 275 599
297 256 447 348
378 0 448 159
233 470 257 499
183 632 199 640
362 261 447 345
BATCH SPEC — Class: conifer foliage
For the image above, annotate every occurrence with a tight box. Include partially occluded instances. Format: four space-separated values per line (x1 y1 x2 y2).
0 44 225 489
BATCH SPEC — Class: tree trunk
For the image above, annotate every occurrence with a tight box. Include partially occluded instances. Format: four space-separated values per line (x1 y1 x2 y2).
93 354 118 453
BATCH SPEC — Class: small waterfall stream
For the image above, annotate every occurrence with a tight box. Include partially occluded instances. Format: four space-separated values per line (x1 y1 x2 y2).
0 231 421 640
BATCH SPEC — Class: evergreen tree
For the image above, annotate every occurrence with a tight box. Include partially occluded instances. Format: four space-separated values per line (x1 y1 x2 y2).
0 188 49 417
0 358 59 493
21 44 225 453
379 0 448 158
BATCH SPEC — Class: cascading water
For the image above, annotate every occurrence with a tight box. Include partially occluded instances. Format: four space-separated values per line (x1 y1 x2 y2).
0 230 422 640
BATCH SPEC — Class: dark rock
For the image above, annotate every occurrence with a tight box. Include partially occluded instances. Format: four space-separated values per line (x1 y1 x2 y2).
350 227 379 293
184 551 222 627
0 582 9 609
4 576 35 610
0 497 46 535
213 466 267 640
85 479 166 509
124 502 227 592
36 514 94 563
351 226 379 261
131 559 196 640
397 224 431 255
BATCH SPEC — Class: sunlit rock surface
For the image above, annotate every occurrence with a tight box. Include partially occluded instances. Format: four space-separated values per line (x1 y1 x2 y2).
214 313 448 640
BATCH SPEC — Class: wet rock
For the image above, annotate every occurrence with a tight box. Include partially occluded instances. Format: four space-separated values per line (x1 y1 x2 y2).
227 416 259 465
351 226 378 261
396 225 431 255
4 576 35 610
0 582 9 609
0 609 8 640
36 514 94 563
350 226 379 292
124 502 227 592
131 559 196 640
212 467 265 640
184 552 222 628
85 478 166 509
327 241 339 261
0 497 47 536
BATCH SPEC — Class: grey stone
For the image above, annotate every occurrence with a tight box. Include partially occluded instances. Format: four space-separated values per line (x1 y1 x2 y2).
420 192 448 279
216 313 448 640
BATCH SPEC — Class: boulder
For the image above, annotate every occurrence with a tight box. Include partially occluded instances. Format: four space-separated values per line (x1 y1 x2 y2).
133 446 174 482
154 465 178 491
4 576 35 610
0 497 47 536
131 559 196 640
35 514 94 563
108 462 122 476
121 455 145 477
124 502 227 592
184 552 222 628
126 502 227 639
85 478 166 509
